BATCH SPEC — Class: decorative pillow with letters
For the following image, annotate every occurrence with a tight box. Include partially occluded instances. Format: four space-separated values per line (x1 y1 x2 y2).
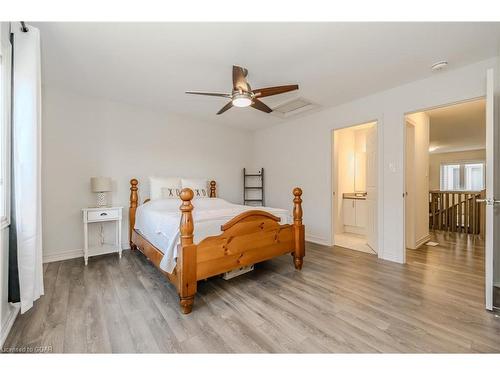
181 178 209 198
160 187 182 199
149 177 182 200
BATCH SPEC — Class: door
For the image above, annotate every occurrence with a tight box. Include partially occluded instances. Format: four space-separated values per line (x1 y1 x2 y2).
405 122 416 249
484 68 500 310
365 125 377 252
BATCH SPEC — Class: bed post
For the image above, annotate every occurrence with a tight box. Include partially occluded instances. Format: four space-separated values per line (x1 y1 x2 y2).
209 180 216 198
177 188 197 314
292 187 305 270
129 179 139 250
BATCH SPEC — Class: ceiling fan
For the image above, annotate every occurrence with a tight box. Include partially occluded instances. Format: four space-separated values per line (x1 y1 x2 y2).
186 65 299 115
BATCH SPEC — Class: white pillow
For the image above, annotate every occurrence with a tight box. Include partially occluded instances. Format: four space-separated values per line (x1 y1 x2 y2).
181 178 209 198
161 187 182 199
149 177 181 200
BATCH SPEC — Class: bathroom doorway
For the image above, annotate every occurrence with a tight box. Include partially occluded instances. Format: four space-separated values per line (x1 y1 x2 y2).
332 121 378 254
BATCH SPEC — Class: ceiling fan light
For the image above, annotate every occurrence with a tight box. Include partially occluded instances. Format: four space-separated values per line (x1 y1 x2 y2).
232 94 252 108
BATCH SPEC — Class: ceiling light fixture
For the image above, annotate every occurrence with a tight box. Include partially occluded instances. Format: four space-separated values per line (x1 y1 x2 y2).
431 61 448 72
232 93 252 107
186 65 299 115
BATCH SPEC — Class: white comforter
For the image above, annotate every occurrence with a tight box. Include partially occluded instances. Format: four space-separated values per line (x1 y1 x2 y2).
134 198 291 273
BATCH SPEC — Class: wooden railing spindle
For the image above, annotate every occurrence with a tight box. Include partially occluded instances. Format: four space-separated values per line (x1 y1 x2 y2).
429 190 482 235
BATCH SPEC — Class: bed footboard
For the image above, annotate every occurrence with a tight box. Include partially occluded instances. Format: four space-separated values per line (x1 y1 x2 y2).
176 187 305 314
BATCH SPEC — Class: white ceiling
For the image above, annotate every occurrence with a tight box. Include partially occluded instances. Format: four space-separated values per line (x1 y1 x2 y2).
33 22 500 130
427 99 486 154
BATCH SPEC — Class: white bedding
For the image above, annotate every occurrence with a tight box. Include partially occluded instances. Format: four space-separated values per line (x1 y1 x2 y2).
134 198 291 273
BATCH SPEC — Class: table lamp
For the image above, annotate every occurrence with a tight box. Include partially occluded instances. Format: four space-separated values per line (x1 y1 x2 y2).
91 177 112 207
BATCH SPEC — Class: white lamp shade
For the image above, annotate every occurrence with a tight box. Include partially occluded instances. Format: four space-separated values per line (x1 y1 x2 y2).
90 177 112 192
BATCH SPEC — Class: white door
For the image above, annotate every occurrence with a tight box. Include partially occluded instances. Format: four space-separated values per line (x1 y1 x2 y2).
405 122 416 249
484 68 500 310
365 125 377 252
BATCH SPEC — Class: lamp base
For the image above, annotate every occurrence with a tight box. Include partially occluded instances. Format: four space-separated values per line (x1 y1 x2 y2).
96 192 107 207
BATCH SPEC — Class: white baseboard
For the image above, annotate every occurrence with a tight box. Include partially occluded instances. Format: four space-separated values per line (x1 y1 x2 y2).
1 303 20 348
415 234 432 249
43 243 130 263
43 248 83 263
305 233 330 246
343 225 366 236
380 251 405 264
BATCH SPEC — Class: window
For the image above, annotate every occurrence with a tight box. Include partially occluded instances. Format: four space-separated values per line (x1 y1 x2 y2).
0 30 11 228
440 161 485 191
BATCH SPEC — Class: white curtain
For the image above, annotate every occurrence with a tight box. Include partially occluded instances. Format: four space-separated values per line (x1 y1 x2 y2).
12 24 43 313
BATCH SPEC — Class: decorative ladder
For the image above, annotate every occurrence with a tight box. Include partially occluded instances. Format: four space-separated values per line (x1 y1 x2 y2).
243 168 264 206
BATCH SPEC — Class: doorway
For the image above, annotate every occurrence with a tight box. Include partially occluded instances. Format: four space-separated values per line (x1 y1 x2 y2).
403 97 495 308
332 121 378 254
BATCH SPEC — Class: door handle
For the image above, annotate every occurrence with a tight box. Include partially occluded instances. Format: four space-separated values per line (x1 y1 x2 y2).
477 198 500 205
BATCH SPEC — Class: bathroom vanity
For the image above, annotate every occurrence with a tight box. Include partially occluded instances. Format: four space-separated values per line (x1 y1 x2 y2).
343 193 367 235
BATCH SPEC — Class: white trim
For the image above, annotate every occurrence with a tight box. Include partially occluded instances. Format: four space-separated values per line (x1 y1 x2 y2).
43 242 130 263
43 248 83 263
305 234 330 246
0 216 8 230
415 234 431 249
343 225 366 236
0 303 20 347
485 68 494 311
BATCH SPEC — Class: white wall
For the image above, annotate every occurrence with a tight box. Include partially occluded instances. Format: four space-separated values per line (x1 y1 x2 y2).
405 112 430 249
429 149 486 190
42 86 254 262
253 58 496 262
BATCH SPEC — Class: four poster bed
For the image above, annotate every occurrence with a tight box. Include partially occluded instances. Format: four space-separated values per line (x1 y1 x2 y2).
129 179 305 314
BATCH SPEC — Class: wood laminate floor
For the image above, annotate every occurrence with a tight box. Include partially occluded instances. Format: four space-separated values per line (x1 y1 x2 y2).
4 231 500 353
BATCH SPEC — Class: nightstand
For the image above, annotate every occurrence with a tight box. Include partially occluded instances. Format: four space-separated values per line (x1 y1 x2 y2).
82 207 123 266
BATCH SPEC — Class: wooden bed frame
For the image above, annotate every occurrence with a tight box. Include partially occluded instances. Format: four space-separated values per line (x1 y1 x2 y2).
129 179 305 314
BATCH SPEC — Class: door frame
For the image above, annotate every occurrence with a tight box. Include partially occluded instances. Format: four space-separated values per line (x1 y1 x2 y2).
402 95 488 279
331 119 383 257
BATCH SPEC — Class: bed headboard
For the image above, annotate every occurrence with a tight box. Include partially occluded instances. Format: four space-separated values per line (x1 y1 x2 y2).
128 178 217 248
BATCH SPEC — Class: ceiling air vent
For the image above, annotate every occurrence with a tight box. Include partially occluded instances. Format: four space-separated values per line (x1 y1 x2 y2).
272 97 317 118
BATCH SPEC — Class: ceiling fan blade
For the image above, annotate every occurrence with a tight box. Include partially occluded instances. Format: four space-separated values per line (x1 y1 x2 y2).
216 101 233 115
253 84 299 98
251 99 272 113
186 91 232 98
233 65 250 92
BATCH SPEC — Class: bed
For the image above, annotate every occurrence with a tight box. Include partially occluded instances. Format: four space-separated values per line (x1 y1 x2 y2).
129 178 305 314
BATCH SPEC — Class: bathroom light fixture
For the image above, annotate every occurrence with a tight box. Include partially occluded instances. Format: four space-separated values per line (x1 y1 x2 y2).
431 61 448 72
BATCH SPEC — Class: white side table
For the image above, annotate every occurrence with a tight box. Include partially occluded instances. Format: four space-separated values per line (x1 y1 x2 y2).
82 207 123 266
